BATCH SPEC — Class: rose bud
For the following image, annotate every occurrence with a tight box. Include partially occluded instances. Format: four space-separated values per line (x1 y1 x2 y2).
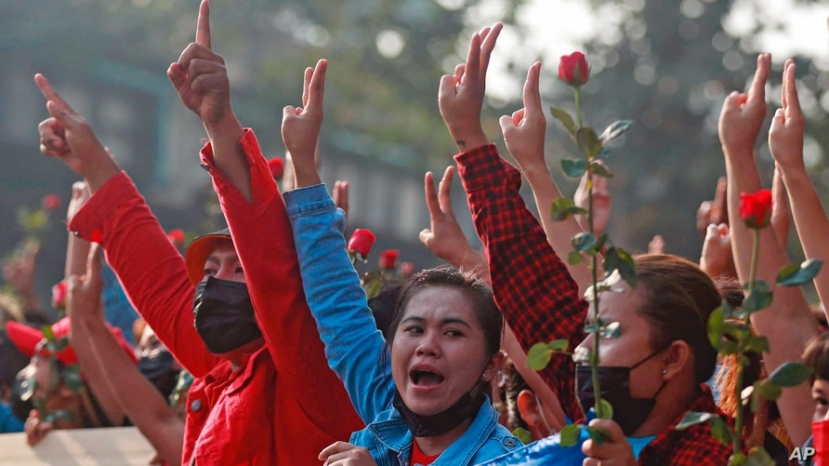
268 157 284 180
400 262 415 278
379 250 399 271
52 281 68 310
739 189 773 229
347 229 377 259
42 194 61 211
558 52 590 87
167 229 186 247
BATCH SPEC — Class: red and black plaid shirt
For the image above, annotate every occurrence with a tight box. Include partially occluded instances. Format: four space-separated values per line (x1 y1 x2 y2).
455 144 732 465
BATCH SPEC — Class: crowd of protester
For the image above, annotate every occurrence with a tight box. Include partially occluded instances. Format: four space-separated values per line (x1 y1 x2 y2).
5 1 829 465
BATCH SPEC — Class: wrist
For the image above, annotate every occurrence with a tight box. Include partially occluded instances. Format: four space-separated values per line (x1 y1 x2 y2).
447 126 488 152
777 160 807 181
520 162 551 182
204 114 243 144
84 158 120 194
293 164 321 188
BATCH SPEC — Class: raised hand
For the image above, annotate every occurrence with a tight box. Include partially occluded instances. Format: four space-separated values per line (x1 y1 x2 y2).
719 54 771 157
699 223 736 279
34 75 118 192
282 59 327 188
500 62 546 171
438 23 502 152
167 0 234 130
66 243 105 321
419 166 481 267
769 60 805 170
696 176 728 236
648 234 665 255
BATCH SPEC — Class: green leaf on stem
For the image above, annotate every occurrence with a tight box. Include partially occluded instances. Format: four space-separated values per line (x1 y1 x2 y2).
362 270 384 300
41 325 54 342
740 286 773 317
676 411 712 430
746 447 776 466
589 161 613 178
512 427 533 445
63 367 84 393
550 198 587 222
586 425 611 445
769 362 813 387
597 398 614 420
601 321 621 339
603 247 637 288
757 380 783 401
720 340 738 355
576 128 602 159
527 342 553 371
559 424 582 447
594 147 610 162
568 250 584 265
593 234 608 253
583 322 600 334
776 259 823 287
722 321 750 340
572 233 597 252
729 453 747 466
547 339 570 352
709 415 732 446
743 335 769 354
598 120 633 143
550 106 578 136
561 158 588 178
708 306 725 349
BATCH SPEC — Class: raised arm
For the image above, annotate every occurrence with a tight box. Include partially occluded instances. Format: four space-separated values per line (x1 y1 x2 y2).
284 60 393 422
499 62 591 294
68 245 183 466
34 74 218 377
720 54 816 446
770 61 829 310
169 3 361 435
439 29 587 422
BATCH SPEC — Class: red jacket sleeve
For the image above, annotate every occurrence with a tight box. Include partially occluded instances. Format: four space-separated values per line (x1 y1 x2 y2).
200 129 362 435
68 172 220 378
455 144 588 423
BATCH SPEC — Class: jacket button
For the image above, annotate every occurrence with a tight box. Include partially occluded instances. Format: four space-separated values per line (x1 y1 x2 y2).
191 400 202 412
503 438 517 448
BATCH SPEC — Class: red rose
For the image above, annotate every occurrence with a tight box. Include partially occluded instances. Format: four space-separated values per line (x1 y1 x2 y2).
400 262 415 278
167 229 186 247
268 157 284 180
347 229 377 258
42 194 61 211
559 52 589 87
379 250 399 271
739 189 773 229
51 281 67 310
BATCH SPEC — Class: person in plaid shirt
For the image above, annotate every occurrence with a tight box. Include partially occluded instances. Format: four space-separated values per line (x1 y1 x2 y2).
436 25 734 465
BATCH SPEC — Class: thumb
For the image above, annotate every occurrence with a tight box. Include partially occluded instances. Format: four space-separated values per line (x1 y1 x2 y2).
282 105 297 121
46 101 76 129
419 229 434 246
498 114 514 134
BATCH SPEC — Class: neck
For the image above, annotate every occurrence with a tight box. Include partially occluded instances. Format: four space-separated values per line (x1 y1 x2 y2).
414 418 473 456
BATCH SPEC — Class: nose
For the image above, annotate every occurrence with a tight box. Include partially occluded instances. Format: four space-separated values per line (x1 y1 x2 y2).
415 331 441 358
214 262 236 282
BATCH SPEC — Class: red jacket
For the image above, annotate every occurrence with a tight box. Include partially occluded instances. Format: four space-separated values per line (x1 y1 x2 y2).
455 144 732 465
69 129 362 465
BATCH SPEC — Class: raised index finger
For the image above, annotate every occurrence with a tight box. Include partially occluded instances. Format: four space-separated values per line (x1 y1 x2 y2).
33 74 72 112
196 0 211 50
305 59 328 111
783 61 802 116
522 62 542 116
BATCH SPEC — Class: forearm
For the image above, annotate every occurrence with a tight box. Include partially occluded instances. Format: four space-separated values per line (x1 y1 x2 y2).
204 115 251 203
523 165 592 294
724 150 816 446
77 313 183 464
780 164 829 307
65 235 90 280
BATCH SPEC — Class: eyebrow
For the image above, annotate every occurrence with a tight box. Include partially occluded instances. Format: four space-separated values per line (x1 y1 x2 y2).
401 316 472 328
205 256 220 265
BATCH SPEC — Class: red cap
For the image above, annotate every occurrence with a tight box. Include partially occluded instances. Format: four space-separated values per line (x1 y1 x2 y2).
5 317 137 367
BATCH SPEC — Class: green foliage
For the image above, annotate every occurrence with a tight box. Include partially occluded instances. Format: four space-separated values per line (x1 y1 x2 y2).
589 161 613 178
561 158 588 178
571 232 596 253
708 305 725 349
598 120 633 143
586 425 611 444
596 398 614 420
550 106 577 136
710 415 733 447
739 281 773 317
576 128 602 160
567 250 584 265
550 198 587 222
769 362 812 387
776 259 823 287
675 411 712 430
512 427 533 445
362 270 384 300
526 339 570 370
746 447 775 466
602 247 637 288
559 424 581 447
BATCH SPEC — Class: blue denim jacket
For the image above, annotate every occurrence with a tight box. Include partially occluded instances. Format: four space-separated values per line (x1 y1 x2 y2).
285 184 520 466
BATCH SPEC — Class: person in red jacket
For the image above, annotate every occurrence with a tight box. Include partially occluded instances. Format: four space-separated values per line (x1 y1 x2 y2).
32 2 362 464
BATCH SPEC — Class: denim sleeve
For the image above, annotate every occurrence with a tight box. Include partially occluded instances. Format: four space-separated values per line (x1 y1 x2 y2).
102 262 139 346
285 184 393 424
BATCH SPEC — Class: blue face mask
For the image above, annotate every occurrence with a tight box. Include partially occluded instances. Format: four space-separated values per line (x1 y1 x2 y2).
192 277 261 354
575 349 667 435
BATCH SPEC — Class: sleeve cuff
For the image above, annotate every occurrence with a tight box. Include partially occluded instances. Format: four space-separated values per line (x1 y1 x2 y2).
68 171 134 242
284 184 334 217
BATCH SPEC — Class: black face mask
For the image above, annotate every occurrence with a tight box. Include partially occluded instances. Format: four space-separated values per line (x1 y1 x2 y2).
393 387 486 438
193 277 262 354
575 349 667 436
138 351 179 399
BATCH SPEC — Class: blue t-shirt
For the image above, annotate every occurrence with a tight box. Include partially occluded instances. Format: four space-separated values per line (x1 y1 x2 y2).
0 401 24 433
627 435 656 459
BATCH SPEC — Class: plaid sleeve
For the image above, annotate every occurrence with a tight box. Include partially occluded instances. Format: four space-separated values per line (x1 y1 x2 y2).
455 144 588 423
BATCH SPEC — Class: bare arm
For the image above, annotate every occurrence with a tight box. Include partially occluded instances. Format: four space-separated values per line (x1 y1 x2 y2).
68 245 183 465
499 62 591 294
721 54 816 446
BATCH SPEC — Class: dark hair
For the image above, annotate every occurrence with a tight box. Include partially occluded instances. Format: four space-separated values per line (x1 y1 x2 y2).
368 283 404 339
501 358 530 431
387 267 503 359
633 254 720 385
804 331 829 382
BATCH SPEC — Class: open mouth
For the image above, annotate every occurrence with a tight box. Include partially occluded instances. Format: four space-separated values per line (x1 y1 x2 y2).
410 369 445 387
